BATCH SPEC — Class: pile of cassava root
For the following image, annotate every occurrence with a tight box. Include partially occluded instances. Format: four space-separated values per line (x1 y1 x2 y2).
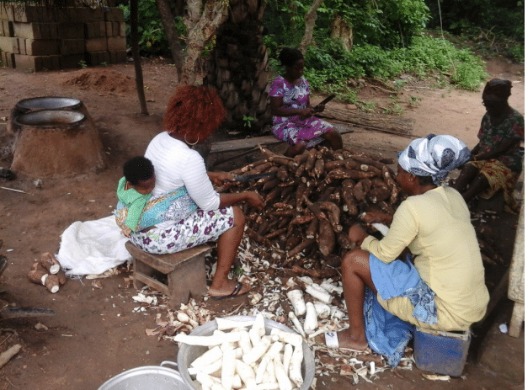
218 145 403 269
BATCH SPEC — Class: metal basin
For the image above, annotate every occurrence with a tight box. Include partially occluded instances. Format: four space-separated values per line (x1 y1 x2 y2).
177 315 316 390
14 110 86 128
15 97 82 112
98 361 190 390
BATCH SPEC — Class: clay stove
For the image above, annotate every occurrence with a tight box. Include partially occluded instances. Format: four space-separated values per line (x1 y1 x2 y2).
9 97 106 178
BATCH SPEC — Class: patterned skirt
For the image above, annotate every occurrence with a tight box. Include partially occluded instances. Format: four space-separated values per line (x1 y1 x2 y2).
272 115 333 148
130 207 234 254
470 159 520 213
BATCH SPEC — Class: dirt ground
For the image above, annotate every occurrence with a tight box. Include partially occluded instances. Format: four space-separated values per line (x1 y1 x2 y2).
0 56 524 390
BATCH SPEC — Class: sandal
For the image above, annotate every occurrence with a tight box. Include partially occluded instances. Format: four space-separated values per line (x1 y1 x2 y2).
210 282 248 301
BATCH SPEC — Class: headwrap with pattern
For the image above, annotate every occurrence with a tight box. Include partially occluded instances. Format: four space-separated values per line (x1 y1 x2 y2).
398 134 471 185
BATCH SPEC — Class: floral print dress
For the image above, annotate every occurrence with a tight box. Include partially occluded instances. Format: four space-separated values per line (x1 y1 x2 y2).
129 207 234 255
269 76 333 148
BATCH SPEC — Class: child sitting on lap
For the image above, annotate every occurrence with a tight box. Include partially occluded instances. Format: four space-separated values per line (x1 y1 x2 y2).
117 156 156 237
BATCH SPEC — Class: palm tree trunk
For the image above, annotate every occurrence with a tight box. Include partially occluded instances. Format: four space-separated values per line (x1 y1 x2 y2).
205 0 270 133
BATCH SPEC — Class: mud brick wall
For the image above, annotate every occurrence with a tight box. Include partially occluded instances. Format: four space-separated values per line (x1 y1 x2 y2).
0 3 127 71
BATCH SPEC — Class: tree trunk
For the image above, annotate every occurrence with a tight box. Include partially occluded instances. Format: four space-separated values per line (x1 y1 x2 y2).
205 0 270 133
130 0 148 115
330 12 353 50
181 0 229 86
299 0 325 55
155 0 183 82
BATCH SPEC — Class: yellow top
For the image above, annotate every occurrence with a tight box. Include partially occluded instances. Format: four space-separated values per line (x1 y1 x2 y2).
361 186 489 329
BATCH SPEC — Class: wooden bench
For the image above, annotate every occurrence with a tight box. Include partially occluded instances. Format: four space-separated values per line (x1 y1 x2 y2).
125 242 211 307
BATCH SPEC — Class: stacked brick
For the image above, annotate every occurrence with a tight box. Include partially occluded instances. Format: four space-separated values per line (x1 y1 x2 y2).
0 3 127 71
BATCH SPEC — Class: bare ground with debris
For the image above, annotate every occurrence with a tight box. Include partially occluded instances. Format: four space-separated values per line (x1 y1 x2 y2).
0 57 524 389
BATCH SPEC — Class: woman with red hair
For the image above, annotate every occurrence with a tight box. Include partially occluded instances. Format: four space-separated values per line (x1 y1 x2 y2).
129 85 264 299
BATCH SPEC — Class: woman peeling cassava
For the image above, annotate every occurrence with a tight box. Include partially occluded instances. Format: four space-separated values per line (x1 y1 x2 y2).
320 135 489 367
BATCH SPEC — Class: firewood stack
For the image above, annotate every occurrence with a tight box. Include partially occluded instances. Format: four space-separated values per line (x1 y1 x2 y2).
220 145 404 270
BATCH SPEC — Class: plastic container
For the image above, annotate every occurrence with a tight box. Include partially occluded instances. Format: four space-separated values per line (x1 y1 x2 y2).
413 327 471 377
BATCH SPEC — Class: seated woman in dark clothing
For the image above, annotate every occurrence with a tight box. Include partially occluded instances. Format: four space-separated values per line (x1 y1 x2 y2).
453 79 524 212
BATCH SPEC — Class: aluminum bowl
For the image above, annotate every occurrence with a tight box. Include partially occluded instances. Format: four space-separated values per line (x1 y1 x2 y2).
15 97 82 112
98 361 190 390
14 110 86 128
177 315 316 390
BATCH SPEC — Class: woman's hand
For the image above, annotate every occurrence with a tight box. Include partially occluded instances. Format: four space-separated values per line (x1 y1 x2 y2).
244 191 265 211
348 224 369 246
208 171 234 186
313 103 325 113
299 107 314 119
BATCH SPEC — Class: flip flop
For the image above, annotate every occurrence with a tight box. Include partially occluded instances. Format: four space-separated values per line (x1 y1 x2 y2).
315 331 368 352
314 331 340 347
324 331 340 348
210 282 248 301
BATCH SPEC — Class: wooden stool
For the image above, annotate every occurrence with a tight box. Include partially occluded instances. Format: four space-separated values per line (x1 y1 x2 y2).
125 241 211 307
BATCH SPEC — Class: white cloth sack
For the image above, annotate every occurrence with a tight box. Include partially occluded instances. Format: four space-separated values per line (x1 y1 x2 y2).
57 215 132 276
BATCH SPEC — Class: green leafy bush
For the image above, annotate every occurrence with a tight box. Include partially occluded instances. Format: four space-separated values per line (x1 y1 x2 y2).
119 0 186 57
297 34 487 92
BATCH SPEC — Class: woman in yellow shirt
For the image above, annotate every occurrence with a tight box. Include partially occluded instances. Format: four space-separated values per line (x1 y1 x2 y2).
327 134 489 365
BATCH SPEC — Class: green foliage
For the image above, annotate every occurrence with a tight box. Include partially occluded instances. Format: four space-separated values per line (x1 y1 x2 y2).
242 115 255 128
408 95 423 107
382 98 404 115
301 35 488 92
264 0 430 49
119 1 186 57
358 101 378 113
507 44 524 63
78 60 87 69
424 0 524 62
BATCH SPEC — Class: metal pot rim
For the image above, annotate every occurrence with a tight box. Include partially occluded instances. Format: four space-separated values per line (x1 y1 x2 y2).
98 362 189 390
15 96 82 112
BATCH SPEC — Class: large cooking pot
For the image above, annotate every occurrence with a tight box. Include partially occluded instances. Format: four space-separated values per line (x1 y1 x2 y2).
177 315 316 390
98 361 191 390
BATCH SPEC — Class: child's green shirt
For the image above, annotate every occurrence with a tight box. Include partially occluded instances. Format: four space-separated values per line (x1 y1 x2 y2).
116 177 152 232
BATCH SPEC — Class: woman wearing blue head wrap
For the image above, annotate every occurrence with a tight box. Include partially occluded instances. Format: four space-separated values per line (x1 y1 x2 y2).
319 135 489 367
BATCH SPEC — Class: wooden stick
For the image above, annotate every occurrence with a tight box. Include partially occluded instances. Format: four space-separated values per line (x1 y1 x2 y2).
0 186 32 195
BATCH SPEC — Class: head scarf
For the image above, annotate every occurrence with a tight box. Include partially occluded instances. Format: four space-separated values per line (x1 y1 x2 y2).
483 79 512 100
398 134 471 185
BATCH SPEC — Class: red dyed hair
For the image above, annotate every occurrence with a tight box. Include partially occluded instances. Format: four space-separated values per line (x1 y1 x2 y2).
163 85 226 140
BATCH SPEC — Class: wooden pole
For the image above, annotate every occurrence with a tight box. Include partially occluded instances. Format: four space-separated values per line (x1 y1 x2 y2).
130 0 149 115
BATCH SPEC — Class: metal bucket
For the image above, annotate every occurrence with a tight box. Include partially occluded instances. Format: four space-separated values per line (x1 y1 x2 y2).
98 361 191 390
177 316 316 390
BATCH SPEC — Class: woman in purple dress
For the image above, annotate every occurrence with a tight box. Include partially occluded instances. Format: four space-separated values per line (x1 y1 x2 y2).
269 48 343 157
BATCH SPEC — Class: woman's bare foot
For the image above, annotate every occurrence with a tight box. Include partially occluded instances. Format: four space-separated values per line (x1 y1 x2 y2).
337 330 369 351
208 280 251 299
316 329 369 351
